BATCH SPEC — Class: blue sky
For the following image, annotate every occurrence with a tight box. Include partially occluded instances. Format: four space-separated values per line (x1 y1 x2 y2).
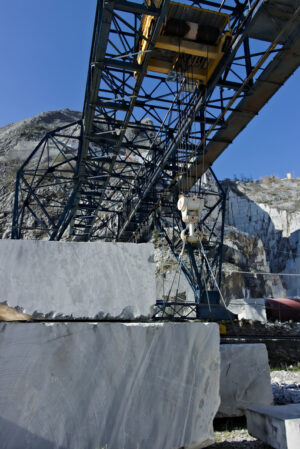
0 0 96 125
1 0 299 180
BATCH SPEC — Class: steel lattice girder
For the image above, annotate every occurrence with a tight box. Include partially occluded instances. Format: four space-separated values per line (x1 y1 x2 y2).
12 0 300 244
74 0 245 241
12 121 84 240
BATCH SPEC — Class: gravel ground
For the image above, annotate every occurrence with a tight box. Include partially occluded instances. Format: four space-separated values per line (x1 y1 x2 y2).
210 429 272 448
271 369 300 404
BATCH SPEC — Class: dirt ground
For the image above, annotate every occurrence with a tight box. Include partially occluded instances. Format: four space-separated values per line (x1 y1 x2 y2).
210 418 272 448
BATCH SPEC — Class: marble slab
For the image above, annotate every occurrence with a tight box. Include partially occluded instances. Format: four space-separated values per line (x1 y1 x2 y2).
0 240 156 318
246 404 300 449
0 322 220 449
227 298 267 322
218 344 273 417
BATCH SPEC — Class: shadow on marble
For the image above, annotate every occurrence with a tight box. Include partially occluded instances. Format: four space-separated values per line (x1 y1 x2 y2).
0 416 68 449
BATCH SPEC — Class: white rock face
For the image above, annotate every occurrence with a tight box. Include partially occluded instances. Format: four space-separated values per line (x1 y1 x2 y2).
218 344 273 417
0 322 220 449
0 240 156 318
246 404 300 449
282 253 300 298
222 226 285 300
226 179 300 239
226 179 300 297
0 109 81 161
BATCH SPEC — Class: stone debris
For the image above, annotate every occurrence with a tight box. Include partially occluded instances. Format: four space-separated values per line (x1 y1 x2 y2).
271 369 300 405
0 303 32 321
225 320 300 337
272 383 300 405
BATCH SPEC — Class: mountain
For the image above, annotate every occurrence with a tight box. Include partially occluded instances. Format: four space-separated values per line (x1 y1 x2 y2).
0 109 81 163
224 178 300 298
0 109 81 238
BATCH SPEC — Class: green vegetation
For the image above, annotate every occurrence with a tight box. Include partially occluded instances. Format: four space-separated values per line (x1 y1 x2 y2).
270 362 300 372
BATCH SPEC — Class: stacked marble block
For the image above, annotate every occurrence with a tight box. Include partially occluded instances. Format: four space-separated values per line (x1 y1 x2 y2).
0 240 156 318
0 240 275 448
0 240 221 449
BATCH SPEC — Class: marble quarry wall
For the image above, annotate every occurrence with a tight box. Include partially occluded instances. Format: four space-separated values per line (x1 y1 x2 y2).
0 240 156 318
226 185 300 297
0 321 220 449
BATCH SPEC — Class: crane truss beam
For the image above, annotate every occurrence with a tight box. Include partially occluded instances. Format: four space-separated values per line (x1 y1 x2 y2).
12 0 300 248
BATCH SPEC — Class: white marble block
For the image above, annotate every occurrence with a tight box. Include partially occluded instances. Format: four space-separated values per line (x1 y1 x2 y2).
218 344 273 417
0 322 220 449
246 404 300 449
0 240 156 318
227 298 267 322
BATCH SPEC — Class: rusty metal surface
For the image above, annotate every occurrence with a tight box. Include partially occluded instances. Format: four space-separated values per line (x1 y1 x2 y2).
266 297 300 321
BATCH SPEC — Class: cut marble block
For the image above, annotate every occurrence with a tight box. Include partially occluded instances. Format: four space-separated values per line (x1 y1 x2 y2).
227 297 267 322
0 322 220 449
218 344 273 417
246 404 300 449
0 240 156 318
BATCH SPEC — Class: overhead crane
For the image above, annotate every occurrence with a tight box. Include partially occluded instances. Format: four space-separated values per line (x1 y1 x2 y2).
12 0 300 319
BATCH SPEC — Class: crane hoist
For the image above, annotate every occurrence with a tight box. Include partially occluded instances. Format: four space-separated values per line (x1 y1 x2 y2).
137 1 232 85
